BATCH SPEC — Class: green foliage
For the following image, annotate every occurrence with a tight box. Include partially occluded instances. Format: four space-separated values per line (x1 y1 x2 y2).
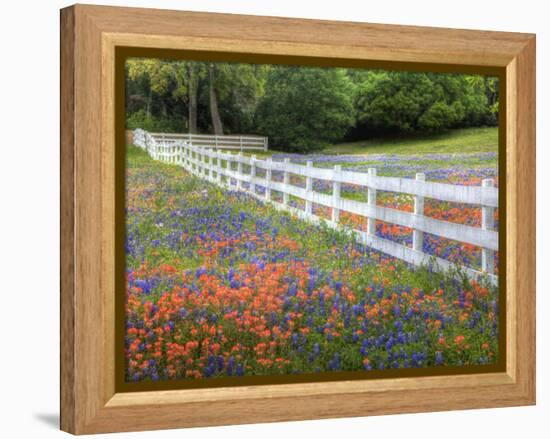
203 63 268 134
354 71 496 135
418 101 463 131
255 66 355 152
126 59 186 95
125 58 499 152
126 109 184 133
125 59 191 132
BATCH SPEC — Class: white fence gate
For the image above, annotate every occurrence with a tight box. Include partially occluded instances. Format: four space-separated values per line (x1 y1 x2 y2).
133 129 498 285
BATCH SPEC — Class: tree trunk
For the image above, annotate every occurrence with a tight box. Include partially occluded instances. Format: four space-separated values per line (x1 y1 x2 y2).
146 86 152 117
208 64 223 135
187 64 198 133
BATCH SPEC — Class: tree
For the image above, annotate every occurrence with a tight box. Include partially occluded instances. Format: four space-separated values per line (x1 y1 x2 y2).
208 64 224 135
256 66 355 152
125 58 499 143
185 62 205 133
214 63 267 134
354 71 496 135
199 62 267 135
126 58 189 132
466 75 499 125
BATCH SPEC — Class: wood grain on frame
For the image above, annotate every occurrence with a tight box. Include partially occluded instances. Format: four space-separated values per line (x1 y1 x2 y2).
60 4 536 434
60 5 75 433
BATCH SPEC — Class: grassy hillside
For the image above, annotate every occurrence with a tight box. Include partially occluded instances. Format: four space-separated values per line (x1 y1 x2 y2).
324 127 498 155
251 127 498 157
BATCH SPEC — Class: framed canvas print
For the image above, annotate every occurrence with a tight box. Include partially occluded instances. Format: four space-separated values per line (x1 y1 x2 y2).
60 4 536 435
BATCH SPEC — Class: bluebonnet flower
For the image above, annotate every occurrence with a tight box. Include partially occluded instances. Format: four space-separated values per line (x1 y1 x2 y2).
227 356 235 376
236 364 244 376
313 343 320 356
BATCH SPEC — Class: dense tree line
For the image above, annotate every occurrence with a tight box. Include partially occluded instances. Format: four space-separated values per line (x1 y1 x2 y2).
126 58 499 152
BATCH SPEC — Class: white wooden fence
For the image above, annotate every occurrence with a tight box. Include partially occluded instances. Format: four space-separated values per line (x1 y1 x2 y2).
134 129 268 151
134 129 498 285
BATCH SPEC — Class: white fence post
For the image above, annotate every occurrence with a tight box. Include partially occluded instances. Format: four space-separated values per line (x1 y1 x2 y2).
226 151 232 188
332 165 342 224
196 147 201 174
305 161 313 216
367 168 377 236
200 148 206 177
265 157 272 201
198 148 202 175
481 178 495 274
283 158 290 206
236 152 243 190
193 148 201 176
216 150 222 183
413 172 425 252
197 148 202 176
206 149 212 180
250 155 257 195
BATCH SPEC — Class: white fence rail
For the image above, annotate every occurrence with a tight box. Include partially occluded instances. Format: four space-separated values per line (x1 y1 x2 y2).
134 129 498 285
134 129 268 151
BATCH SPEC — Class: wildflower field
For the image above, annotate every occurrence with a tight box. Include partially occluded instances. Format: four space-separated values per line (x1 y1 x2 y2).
125 146 499 382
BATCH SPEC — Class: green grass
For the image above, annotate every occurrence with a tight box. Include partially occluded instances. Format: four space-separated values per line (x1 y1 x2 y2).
324 127 498 155
248 127 498 157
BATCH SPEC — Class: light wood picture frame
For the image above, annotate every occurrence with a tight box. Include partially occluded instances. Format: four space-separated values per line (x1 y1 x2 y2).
60 4 535 434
